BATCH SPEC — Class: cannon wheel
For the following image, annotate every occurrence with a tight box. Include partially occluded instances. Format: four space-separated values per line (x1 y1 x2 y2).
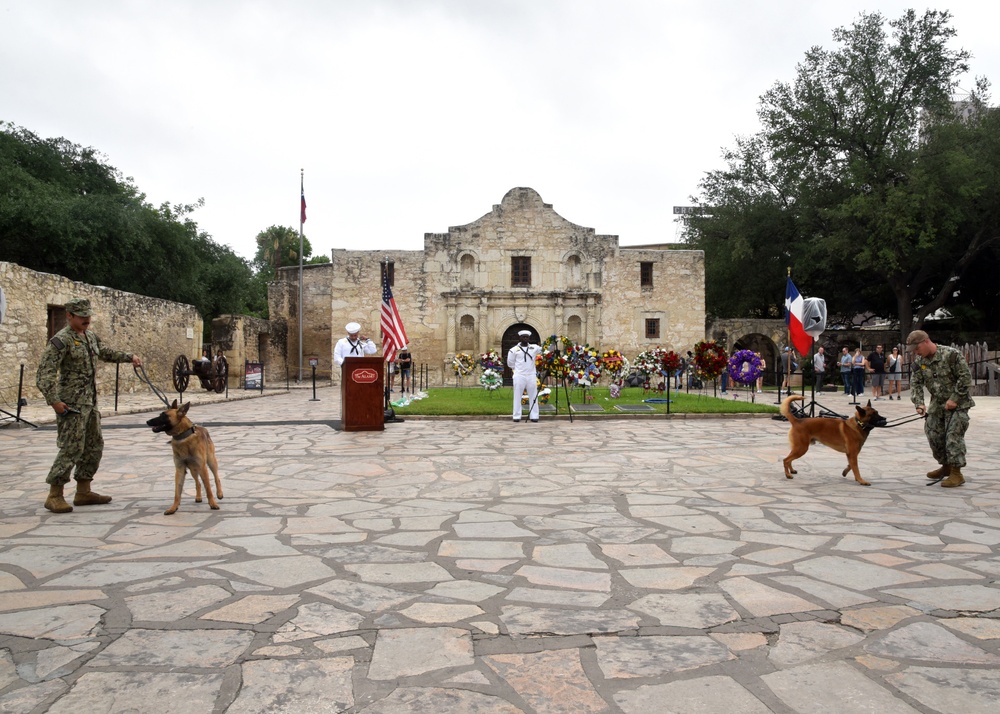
212 356 228 393
172 355 190 393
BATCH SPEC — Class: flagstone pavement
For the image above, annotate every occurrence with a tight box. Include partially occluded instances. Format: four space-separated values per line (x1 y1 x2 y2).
1 387 999 713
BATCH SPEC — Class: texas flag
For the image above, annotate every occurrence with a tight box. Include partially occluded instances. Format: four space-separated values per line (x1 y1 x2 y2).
785 277 813 355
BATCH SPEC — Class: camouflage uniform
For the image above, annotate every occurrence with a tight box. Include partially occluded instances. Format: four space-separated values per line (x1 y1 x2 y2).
909 345 975 468
36 324 133 486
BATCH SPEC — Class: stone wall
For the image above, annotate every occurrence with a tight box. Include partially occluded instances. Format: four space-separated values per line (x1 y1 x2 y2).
212 314 288 388
270 188 706 386
0 262 202 406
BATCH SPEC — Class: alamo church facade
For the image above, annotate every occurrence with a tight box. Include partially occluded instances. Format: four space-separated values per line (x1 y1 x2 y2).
270 187 705 384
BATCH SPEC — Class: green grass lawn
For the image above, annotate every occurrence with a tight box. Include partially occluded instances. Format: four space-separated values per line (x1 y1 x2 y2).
390 384 781 416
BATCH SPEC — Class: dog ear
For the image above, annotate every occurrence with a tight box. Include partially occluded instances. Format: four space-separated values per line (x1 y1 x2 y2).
170 399 179 409
866 399 872 408
177 402 191 418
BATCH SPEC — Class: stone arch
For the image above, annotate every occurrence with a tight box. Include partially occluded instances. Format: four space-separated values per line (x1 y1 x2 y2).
566 315 583 343
500 322 540 384
458 314 477 352
458 252 477 289
563 253 583 289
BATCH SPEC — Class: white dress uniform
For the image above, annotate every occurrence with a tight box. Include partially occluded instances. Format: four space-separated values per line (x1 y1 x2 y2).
334 322 377 367
507 335 542 422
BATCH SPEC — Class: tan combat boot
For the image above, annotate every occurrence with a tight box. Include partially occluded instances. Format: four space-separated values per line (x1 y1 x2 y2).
73 480 113 506
940 467 965 488
926 465 950 480
44 484 73 513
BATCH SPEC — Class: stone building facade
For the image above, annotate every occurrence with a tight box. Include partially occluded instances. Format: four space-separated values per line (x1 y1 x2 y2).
272 188 706 384
0 261 203 405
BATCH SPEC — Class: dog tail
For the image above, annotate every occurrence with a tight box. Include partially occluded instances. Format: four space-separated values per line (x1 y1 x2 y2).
780 395 804 423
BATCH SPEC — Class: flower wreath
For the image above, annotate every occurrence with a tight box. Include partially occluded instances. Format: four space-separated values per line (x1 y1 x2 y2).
536 349 570 379
479 368 502 391
661 350 683 375
633 347 666 377
599 350 630 382
693 341 728 381
542 335 574 354
452 352 476 376
569 362 601 387
728 349 763 385
479 349 503 372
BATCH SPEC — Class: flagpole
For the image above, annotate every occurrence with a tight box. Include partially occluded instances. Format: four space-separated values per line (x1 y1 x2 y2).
298 168 304 383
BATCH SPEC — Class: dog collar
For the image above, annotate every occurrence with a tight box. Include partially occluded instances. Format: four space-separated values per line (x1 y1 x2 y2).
855 417 873 431
172 426 196 441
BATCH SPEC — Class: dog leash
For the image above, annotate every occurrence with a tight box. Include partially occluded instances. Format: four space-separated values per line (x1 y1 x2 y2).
133 364 172 408
877 413 927 428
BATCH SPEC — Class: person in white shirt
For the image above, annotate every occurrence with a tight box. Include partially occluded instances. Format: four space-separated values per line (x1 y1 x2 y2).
334 322 377 367
506 330 542 422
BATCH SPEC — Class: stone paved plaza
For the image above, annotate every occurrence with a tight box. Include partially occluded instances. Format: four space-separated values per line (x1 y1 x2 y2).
1 388 999 713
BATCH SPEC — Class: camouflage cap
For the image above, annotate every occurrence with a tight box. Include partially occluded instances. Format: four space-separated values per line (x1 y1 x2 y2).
65 298 93 317
905 329 929 351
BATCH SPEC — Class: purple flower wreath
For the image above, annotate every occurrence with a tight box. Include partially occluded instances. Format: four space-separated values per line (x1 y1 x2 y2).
728 349 763 386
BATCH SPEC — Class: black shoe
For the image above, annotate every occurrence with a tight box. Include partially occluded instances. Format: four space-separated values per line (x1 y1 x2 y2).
512 419 520 423
530 419 538 423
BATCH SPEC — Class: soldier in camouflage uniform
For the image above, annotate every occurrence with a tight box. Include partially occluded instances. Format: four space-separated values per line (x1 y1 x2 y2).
907 330 975 488
36 298 142 513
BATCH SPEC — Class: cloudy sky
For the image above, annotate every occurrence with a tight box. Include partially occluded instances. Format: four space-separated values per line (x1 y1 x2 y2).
3 1 998 262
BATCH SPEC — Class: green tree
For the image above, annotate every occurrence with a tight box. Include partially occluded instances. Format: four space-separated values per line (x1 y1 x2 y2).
253 225 313 279
0 122 257 325
686 10 1000 339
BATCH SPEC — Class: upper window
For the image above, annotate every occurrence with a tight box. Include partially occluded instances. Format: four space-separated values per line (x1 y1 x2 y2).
47 305 67 338
640 262 654 288
645 318 660 339
511 256 531 287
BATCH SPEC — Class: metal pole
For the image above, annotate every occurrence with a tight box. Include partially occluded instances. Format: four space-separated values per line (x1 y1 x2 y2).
298 168 305 383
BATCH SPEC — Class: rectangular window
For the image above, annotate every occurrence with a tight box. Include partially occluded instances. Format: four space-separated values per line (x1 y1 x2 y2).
384 261 395 287
47 306 67 338
645 318 660 339
511 256 531 287
640 262 654 287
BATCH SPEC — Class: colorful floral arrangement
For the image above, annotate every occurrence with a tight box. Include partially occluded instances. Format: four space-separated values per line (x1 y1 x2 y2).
728 349 763 385
479 368 502 391
693 341 728 381
542 335 574 354
599 350 630 382
569 362 601 387
452 352 476 376
537 378 550 403
632 347 666 377
479 349 502 372
661 350 683 375
609 383 621 398
536 349 570 379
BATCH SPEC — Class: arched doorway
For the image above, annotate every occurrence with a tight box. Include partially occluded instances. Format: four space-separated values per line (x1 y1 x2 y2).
501 323 540 386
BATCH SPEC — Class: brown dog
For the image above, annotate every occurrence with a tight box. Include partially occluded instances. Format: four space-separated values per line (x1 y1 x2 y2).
146 400 223 515
780 395 886 486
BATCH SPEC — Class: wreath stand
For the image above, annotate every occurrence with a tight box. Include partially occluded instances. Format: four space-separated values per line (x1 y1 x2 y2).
791 342 844 419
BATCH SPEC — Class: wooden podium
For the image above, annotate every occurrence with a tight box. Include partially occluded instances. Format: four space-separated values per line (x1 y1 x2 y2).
341 357 385 432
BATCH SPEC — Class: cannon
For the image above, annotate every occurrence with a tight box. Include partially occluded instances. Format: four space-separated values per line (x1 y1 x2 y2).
172 346 229 394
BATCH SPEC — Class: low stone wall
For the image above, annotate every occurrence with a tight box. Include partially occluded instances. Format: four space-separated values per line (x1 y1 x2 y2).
1 262 203 407
212 314 288 389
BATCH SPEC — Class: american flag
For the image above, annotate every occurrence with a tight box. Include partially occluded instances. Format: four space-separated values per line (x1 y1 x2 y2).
380 265 408 363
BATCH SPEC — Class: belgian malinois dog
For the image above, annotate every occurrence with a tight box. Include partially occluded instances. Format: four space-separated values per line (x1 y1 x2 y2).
146 400 223 515
781 395 887 486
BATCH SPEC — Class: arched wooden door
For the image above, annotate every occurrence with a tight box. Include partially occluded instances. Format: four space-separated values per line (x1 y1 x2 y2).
501 323 540 386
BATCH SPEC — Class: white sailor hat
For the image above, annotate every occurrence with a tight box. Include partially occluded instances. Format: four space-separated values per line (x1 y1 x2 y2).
517 330 531 337
346 322 361 334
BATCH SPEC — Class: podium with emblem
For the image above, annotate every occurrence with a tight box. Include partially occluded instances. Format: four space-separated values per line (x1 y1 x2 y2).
341 357 385 431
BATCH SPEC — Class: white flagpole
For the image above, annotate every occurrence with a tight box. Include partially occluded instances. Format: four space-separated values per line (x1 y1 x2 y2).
298 168 304 383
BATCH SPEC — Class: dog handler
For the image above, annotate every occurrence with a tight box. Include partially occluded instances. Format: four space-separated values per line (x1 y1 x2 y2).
907 330 975 488
507 330 541 423
36 298 142 513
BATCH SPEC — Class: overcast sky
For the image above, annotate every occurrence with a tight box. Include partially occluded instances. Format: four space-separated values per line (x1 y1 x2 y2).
3 1 998 262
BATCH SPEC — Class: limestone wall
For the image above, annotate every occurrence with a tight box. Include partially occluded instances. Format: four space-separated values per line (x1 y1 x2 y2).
212 314 288 388
270 188 707 386
0 262 202 406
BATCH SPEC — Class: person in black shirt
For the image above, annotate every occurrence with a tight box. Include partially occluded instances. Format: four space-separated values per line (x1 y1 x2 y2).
397 349 413 393
867 344 887 400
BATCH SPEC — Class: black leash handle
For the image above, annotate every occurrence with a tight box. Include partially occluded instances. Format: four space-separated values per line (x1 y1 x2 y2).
133 364 171 408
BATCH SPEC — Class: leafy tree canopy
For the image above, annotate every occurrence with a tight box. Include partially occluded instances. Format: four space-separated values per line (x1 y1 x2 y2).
0 122 262 321
686 10 1000 339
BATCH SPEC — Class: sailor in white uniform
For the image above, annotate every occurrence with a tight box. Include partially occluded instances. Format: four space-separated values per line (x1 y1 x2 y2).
507 330 542 422
334 321 377 367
